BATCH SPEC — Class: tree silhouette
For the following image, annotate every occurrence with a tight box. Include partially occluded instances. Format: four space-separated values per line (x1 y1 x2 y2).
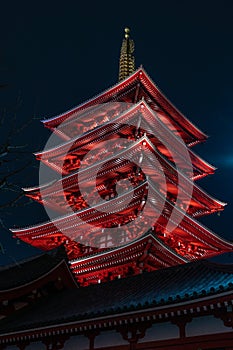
0 91 34 254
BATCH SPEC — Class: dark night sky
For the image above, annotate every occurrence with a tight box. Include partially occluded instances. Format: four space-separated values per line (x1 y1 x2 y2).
0 0 232 265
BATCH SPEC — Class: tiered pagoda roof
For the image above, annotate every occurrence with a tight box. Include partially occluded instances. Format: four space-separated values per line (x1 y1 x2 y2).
24 131 223 217
42 67 207 146
35 101 215 179
10 28 233 286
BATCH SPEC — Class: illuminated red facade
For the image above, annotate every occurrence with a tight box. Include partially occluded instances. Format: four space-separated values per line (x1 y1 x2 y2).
10 30 233 287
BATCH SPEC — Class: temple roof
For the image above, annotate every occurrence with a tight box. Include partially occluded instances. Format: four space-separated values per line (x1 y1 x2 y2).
0 260 233 334
41 68 207 145
25 136 224 218
0 249 61 291
35 101 215 179
0 247 77 301
10 178 233 260
69 231 187 267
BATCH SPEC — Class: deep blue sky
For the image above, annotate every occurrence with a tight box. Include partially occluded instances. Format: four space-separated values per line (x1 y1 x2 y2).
0 0 232 264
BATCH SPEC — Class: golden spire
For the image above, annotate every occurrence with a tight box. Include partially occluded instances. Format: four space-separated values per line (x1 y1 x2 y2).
118 27 135 81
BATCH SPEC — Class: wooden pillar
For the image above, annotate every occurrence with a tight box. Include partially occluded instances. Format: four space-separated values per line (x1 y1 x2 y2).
177 320 186 339
118 322 151 350
84 330 100 350
172 316 192 339
216 311 233 328
89 334 95 350
18 346 27 350
43 335 70 350
17 341 30 350
42 341 52 350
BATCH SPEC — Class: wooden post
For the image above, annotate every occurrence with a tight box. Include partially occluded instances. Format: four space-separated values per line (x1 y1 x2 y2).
17 341 30 350
118 322 151 350
172 315 192 339
84 330 100 350
43 336 70 350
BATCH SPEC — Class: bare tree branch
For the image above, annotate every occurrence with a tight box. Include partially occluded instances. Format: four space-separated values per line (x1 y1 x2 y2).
0 88 39 256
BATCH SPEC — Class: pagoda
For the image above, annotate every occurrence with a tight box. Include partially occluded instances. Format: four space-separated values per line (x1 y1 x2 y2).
11 28 233 287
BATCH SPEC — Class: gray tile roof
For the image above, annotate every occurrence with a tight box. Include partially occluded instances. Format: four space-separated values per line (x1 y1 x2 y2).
0 247 66 291
0 259 233 334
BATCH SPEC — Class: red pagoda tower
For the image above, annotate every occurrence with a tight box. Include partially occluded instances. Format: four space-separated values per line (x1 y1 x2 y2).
11 28 233 287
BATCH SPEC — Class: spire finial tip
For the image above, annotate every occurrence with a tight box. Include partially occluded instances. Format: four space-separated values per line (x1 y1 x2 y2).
124 27 130 39
119 27 135 81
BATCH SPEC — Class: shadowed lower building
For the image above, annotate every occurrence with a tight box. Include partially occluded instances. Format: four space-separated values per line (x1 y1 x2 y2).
0 251 233 349
0 28 232 349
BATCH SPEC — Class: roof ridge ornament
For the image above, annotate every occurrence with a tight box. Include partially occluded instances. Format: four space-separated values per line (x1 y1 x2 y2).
118 27 135 81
